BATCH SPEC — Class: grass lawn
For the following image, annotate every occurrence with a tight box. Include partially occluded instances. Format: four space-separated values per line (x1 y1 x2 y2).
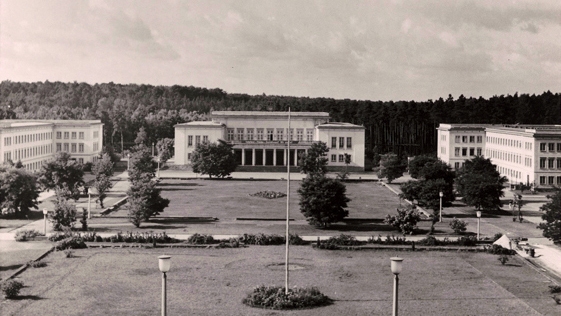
2 247 559 315
0 241 52 281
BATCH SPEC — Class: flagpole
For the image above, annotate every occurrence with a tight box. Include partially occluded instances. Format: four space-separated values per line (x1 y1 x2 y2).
285 108 291 294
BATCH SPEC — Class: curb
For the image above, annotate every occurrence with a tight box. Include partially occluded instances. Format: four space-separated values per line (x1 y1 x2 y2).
2 246 55 282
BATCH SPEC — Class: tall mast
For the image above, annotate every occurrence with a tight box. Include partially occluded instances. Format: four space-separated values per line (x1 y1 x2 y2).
285 108 291 294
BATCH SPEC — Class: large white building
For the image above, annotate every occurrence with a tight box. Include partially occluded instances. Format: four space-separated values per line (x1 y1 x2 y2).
175 111 366 171
0 120 104 172
437 124 561 188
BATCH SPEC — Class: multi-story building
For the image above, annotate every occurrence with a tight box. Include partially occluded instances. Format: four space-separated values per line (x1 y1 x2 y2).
0 120 104 172
437 124 561 188
175 111 365 171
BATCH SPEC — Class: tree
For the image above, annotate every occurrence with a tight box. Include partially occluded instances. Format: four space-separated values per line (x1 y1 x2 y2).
384 205 421 235
298 174 350 228
50 199 77 231
126 178 169 227
0 167 40 214
298 142 329 176
134 126 148 146
408 155 438 179
191 140 237 178
537 190 561 242
377 153 406 183
128 144 156 183
455 156 507 211
156 138 174 163
92 153 115 208
38 152 85 201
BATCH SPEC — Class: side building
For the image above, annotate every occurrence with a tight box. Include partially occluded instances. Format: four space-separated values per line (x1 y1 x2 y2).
437 124 561 188
0 120 104 172
175 111 365 171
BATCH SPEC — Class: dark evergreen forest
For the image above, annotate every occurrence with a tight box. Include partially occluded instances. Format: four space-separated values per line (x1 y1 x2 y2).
1 80 559 159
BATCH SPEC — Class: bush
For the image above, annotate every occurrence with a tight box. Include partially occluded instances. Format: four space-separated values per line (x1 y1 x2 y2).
187 233 215 244
1 280 24 299
242 286 332 310
239 233 307 246
55 237 87 251
457 236 478 246
249 191 287 199
384 206 421 235
449 218 467 234
48 230 81 242
64 250 74 258
27 260 47 268
498 255 510 265
548 285 561 294
483 244 516 255
50 200 77 231
14 229 41 242
492 232 503 242
367 235 410 245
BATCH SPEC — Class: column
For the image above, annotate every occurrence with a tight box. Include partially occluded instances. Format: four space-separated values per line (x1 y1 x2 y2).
241 149 245 166
252 148 256 166
294 150 298 167
284 149 287 166
273 149 277 166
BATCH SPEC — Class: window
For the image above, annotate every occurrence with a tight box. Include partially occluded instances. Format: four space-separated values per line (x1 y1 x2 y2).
296 129 303 141
187 153 192 161
64 143 69 152
462 148 467 156
257 129 264 140
79 132 84 139
331 154 336 162
195 136 201 147
540 143 546 151
476 147 482 156
288 128 293 141
203 135 208 143
540 176 546 185
540 157 546 169
56 143 61 152
71 143 77 153
227 129 234 141
188 135 193 147
331 137 337 149
469 136 475 143
549 176 554 185
339 137 344 148
267 129 274 141
476 136 482 143
469 148 475 156
549 143 555 151
557 176 561 185
454 162 460 169
462 136 468 143
454 148 460 157
247 129 254 141
347 137 352 149
455 136 461 143
71 132 77 139
79 143 84 152
306 129 313 141
78 158 84 164
64 132 69 139
276 129 283 141
237 128 244 141
339 154 344 162
56 132 62 139
557 158 561 169
548 158 555 168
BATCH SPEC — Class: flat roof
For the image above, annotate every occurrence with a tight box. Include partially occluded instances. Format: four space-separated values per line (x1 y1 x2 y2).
175 121 225 128
317 122 365 129
212 111 330 118
0 119 102 129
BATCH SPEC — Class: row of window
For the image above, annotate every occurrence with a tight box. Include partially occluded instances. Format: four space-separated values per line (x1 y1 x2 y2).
331 137 352 149
486 149 525 165
454 147 482 157
486 136 522 149
5 144 53 162
187 135 208 147
540 176 561 185
454 135 483 144
539 143 561 152
56 131 85 140
55 143 85 153
498 166 521 180
539 157 561 169
330 154 352 163
227 128 314 142
3 132 53 146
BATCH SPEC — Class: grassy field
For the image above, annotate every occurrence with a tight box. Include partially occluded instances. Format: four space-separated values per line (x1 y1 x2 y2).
2 247 559 315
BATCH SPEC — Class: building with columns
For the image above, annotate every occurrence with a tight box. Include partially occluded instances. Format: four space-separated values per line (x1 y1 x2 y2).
175 111 365 171
0 120 104 172
437 123 561 188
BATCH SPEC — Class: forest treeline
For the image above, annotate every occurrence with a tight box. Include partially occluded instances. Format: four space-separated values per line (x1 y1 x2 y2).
1 80 560 158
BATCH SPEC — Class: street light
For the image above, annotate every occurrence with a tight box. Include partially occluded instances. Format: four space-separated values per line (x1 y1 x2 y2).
509 201 514 222
127 153 131 170
157 156 161 178
476 211 482 240
390 257 403 316
42 209 48 235
158 255 171 316
439 191 443 222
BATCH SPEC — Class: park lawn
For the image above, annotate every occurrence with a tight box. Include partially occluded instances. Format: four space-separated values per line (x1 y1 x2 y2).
2 247 558 316
0 242 52 281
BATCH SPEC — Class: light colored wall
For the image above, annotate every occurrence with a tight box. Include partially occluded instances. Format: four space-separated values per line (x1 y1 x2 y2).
175 126 225 164
317 128 365 168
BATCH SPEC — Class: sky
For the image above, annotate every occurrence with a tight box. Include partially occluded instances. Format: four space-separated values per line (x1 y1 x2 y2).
1 0 560 102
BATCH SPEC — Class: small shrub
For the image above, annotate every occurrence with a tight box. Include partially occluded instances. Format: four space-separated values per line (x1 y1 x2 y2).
64 250 74 258
548 285 561 294
80 208 88 231
418 235 438 246
457 236 478 246
367 235 410 245
384 206 421 235
55 237 87 251
50 199 77 231
187 233 215 244
498 255 509 265
484 244 516 255
243 285 332 310
249 191 287 199
27 260 47 268
1 280 24 299
492 232 503 242
48 230 79 242
14 229 41 242
449 218 467 234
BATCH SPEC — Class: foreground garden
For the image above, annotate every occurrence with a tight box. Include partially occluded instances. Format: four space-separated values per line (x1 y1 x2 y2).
2 246 560 316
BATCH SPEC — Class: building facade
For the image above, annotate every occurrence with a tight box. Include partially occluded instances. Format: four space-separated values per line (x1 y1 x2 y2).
0 120 104 172
437 124 561 188
175 111 365 171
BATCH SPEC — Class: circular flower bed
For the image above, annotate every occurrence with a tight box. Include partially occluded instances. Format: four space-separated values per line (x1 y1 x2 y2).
243 285 332 310
249 191 287 199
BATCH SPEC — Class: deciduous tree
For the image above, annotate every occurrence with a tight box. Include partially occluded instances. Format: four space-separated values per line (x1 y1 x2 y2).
537 190 561 242
126 178 169 227
128 144 156 183
38 152 85 201
191 140 237 178
156 138 174 164
92 153 114 208
377 153 406 183
298 174 350 228
408 155 438 179
0 167 40 215
298 142 329 176
455 156 507 211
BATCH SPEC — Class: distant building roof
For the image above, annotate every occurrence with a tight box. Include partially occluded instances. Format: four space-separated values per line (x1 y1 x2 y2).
174 121 225 128
0 119 102 129
317 122 365 130
211 111 330 118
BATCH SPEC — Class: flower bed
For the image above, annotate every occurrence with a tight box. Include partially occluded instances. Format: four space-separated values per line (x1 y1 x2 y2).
249 191 287 199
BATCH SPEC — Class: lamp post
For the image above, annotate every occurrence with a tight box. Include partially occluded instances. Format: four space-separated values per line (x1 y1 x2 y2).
127 153 130 170
42 209 48 235
157 156 161 178
390 257 403 316
158 255 171 316
439 191 443 222
88 192 92 219
509 201 514 222
476 211 481 240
